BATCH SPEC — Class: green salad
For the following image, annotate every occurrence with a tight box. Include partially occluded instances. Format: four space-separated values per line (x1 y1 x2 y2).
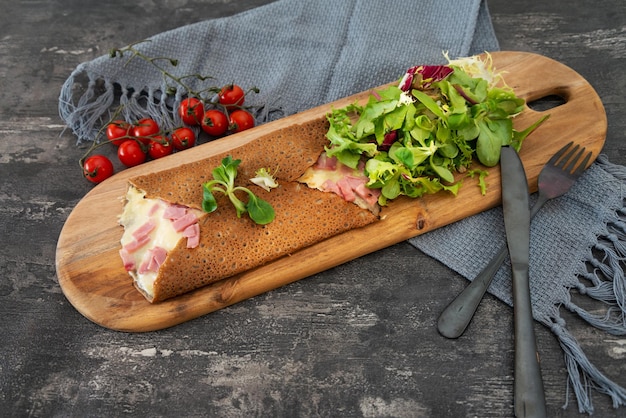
324 53 548 205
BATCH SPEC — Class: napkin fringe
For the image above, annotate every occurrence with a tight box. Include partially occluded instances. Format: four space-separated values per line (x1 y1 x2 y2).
59 64 107 143
58 66 281 145
549 155 626 413
59 65 185 144
571 224 626 334
581 155 626 333
552 321 626 413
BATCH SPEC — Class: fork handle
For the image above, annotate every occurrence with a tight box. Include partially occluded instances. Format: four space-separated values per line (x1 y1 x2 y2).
437 193 548 339
437 245 507 338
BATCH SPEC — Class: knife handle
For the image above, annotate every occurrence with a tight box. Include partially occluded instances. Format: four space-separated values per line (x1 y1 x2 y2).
511 264 547 418
437 245 508 338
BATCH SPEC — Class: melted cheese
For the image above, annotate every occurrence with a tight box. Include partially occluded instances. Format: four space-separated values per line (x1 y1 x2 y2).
298 165 346 188
119 186 185 296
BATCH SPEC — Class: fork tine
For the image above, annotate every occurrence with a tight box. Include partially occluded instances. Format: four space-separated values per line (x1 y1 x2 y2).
572 151 593 176
556 144 581 169
547 141 593 176
548 141 574 165
564 147 587 173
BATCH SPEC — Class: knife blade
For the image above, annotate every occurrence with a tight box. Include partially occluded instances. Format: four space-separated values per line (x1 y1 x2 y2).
500 146 547 418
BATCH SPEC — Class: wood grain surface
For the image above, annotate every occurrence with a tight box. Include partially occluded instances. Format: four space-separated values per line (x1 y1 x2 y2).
56 51 607 332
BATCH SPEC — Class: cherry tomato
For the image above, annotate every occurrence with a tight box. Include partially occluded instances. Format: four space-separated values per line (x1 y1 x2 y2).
229 110 255 133
201 109 229 137
178 97 205 126
148 136 173 159
106 120 131 146
132 118 160 144
118 140 147 167
171 127 196 150
83 155 114 183
218 84 245 109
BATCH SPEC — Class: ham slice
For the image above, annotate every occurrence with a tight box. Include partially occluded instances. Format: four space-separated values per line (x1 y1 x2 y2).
321 179 341 195
355 183 379 208
147 246 168 271
163 204 187 220
337 178 357 202
172 212 198 232
132 220 156 240
139 246 168 274
119 248 135 271
314 153 337 170
183 224 200 249
124 234 151 253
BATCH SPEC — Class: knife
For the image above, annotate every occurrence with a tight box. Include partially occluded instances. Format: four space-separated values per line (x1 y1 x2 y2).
500 146 547 418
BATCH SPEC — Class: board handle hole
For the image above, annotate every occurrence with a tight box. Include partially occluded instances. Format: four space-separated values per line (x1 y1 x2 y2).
527 94 566 112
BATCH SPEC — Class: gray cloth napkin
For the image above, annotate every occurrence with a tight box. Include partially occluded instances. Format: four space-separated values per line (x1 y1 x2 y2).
58 0 625 414
60 0 496 142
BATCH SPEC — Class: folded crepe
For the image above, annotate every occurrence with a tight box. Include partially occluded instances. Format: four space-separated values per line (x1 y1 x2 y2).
118 118 379 303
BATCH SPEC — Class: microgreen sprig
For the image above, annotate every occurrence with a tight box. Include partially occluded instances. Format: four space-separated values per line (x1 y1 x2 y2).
202 156 276 225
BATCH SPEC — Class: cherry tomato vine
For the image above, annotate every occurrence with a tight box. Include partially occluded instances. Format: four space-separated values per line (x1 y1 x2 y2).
77 41 266 184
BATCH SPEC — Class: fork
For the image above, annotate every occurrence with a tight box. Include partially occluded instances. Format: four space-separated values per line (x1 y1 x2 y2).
437 141 593 339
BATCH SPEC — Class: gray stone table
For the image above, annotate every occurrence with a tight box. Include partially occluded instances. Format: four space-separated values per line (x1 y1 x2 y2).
1 0 625 416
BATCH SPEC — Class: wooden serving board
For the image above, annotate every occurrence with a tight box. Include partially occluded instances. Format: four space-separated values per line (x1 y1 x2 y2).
56 51 607 332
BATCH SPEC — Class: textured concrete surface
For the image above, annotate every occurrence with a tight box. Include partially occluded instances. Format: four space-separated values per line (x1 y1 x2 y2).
1 0 626 416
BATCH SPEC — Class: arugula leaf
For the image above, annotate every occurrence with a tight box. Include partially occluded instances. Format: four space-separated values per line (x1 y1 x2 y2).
411 89 445 118
512 114 550 151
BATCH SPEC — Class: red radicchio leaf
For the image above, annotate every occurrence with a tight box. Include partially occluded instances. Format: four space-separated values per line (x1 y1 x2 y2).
398 65 454 91
379 130 398 151
398 66 419 91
